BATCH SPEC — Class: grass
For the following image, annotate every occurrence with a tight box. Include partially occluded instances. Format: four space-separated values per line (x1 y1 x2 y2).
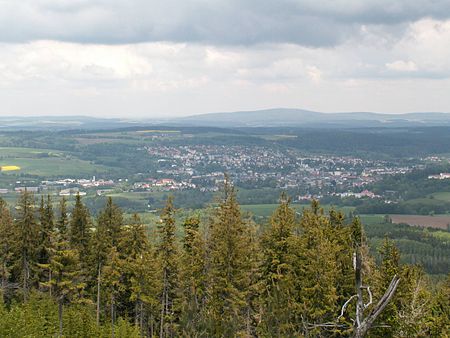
431 192 450 202
0 146 111 177
0 158 110 177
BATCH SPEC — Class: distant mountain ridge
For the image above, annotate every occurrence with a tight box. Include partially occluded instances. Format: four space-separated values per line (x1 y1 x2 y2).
172 108 450 128
1 109 450 130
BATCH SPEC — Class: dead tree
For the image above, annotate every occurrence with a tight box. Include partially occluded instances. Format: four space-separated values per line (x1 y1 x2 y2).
350 228 401 338
304 219 400 337
339 219 402 337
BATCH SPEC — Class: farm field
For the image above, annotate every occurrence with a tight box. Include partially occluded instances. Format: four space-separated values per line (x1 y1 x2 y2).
0 146 112 177
0 157 110 177
431 191 450 202
390 214 450 230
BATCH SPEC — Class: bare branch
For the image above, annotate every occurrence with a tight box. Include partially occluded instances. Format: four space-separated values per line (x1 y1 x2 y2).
363 286 373 309
338 294 357 320
353 275 401 338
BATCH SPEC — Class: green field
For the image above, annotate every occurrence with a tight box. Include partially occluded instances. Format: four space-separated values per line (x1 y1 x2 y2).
431 191 450 202
0 147 111 176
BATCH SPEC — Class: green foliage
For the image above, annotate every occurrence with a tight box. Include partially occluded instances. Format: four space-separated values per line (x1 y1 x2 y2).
0 185 448 337
157 196 179 337
204 178 258 336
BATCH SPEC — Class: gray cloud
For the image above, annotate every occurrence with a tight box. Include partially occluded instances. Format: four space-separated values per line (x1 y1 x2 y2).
2 0 450 46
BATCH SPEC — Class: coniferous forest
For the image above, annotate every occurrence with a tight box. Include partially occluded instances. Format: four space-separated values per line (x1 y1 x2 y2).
0 180 448 337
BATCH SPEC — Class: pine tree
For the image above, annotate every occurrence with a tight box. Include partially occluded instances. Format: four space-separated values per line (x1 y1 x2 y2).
395 265 432 337
37 195 55 291
179 215 206 335
427 274 450 336
97 197 123 248
57 197 69 238
91 212 111 325
329 208 355 336
259 193 296 336
119 213 147 259
92 197 124 325
120 214 153 330
129 247 161 336
204 177 256 336
0 198 14 303
157 196 179 338
102 246 124 338
287 202 340 335
13 190 39 301
41 232 86 337
373 237 401 336
69 193 91 264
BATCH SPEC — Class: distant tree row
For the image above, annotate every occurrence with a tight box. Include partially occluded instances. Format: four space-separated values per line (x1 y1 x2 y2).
0 181 448 337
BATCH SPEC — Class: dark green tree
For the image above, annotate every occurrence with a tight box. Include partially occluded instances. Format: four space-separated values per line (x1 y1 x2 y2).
179 215 206 335
204 178 256 336
13 190 39 300
157 196 179 338
259 193 296 336
69 193 91 264
0 198 14 303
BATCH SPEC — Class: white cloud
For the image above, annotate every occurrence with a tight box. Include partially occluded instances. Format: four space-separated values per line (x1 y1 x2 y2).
386 60 418 72
0 7 450 117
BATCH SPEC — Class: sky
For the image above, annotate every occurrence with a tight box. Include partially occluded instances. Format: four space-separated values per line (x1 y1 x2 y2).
1 0 450 118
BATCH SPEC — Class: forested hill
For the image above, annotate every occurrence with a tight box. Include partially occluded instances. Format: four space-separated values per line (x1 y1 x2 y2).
0 186 448 337
173 108 450 128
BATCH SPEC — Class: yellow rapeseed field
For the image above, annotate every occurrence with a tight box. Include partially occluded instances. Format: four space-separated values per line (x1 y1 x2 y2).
0 165 21 171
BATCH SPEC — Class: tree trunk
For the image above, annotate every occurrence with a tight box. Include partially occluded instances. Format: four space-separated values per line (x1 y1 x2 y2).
49 269 52 297
96 263 101 325
352 246 400 337
140 301 144 337
135 299 139 327
58 298 63 338
23 256 28 301
111 294 115 338
160 269 167 338
355 247 364 328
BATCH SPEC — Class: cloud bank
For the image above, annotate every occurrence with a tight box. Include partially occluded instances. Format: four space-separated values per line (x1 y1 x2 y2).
0 1 450 117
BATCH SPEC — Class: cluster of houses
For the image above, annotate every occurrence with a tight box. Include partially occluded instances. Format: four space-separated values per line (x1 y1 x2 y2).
428 173 450 180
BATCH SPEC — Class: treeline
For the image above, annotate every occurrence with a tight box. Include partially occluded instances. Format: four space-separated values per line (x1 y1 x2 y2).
277 127 450 158
0 184 448 337
365 223 450 275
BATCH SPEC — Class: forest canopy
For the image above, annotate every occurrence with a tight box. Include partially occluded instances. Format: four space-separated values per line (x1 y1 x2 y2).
0 184 448 337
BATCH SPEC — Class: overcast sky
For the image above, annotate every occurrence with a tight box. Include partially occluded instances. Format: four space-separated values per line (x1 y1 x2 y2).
1 0 450 118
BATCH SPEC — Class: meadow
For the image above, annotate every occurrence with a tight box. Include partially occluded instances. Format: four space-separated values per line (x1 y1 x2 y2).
0 147 111 177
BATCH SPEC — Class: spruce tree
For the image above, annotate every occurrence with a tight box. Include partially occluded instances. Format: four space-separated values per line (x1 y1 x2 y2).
120 214 153 330
157 196 179 338
41 231 86 337
259 193 296 336
97 197 123 248
102 246 124 338
92 197 124 325
37 195 55 291
287 202 340 335
179 215 206 335
204 177 256 336
0 198 14 303
57 197 69 238
129 246 161 336
69 193 91 264
13 190 39 300
373 237 401 335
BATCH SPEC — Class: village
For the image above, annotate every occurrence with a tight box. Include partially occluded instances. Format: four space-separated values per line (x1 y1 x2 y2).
1 145 423 203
